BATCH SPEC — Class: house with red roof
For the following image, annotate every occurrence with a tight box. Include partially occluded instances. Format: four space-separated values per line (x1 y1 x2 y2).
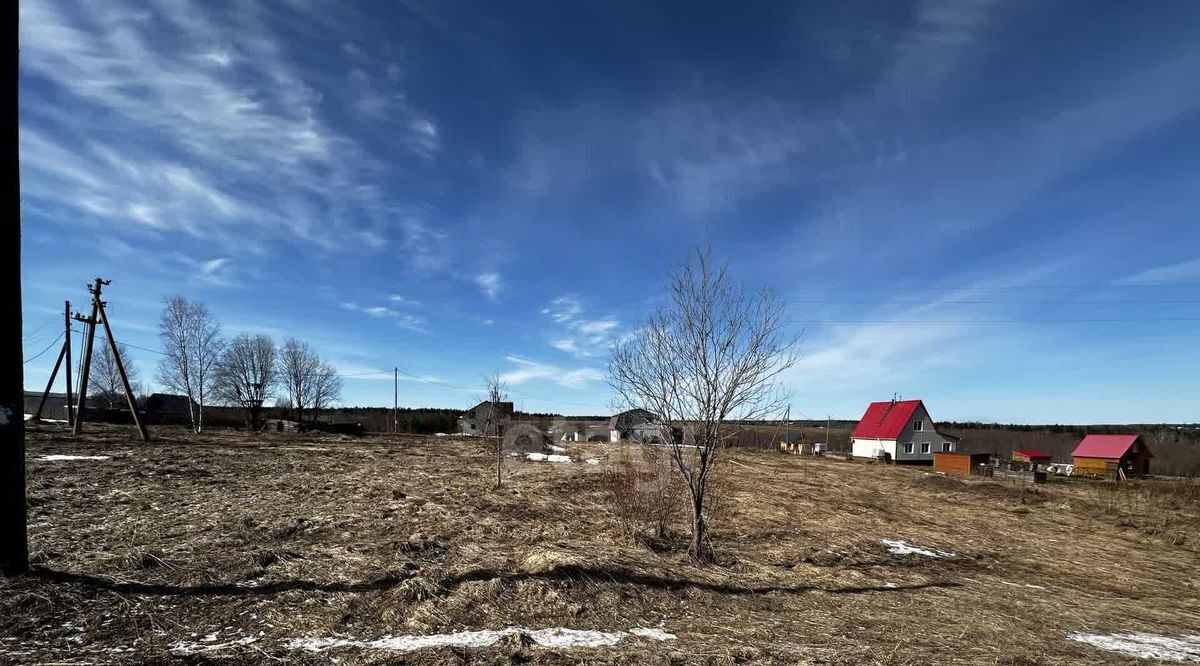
1071 434 1151 478
850 399 959 463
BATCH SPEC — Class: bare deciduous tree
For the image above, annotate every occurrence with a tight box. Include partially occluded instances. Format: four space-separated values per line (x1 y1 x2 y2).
213 334 277 430
89 341 139 409
280 338 320 422
609 248 799 562
310 362 342 422
157 296 224 432
483 370 508 486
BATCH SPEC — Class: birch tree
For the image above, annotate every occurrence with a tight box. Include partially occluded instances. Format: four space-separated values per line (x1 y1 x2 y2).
157 296 223 432
213 334 276 430
90 342 140 409
309 362 342 422
280 338 320 422
608 248 799 561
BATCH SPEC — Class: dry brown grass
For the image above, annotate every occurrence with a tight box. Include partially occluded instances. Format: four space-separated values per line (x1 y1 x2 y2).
2 422 1198 664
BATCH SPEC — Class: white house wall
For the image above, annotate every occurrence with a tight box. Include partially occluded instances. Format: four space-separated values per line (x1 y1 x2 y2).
852 403 957 461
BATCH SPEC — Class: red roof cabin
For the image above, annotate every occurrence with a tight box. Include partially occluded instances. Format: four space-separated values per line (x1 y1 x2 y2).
850 399 959 464
1012 449 1053 464
1071 435 1151 479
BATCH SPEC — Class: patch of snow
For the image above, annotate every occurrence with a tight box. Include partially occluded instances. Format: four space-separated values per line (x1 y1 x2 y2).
881 539 954 558
585 458 601 465
628 627 677 641
38 454 111 462
287 626 675 653
1067 632 1200 662
524 452 572 463
1001 581 1046 590
548 444 567 453
170 635 261 655
24 414 67 423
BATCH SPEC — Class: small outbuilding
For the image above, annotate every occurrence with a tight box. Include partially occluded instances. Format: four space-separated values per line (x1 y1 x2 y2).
1071 434 1151 479
1012 449 1053 464
933 451 992 477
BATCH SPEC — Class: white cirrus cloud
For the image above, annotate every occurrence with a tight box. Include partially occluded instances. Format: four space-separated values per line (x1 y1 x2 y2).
499 355 604 389
476 273 502 300
18 0 441 263
1115 259 1200 286
540 296 622 358
340 302 429 332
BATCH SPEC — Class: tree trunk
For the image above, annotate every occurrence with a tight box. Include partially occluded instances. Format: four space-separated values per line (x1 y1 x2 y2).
688 490 711 562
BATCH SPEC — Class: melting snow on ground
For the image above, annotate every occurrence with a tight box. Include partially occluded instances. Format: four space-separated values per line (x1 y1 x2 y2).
287 626 676 653
38 454 111 462
24 414 68 423
1067 632 1200 662
881 539 954 558
523 452 573 463
170 633 262 655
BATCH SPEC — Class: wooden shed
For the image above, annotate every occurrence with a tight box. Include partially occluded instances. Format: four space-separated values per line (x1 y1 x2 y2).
1071 434 1151 479
1012 449 1053 464
933 451 991 477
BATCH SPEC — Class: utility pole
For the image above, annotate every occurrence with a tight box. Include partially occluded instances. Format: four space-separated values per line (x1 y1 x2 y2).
827 415 832 454
72 279 149 443
33 300 75 423
393 367 398 435
3 0 29 572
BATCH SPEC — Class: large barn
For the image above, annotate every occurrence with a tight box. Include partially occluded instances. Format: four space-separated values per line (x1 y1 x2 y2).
1071 434 1151 479
850 399 959 463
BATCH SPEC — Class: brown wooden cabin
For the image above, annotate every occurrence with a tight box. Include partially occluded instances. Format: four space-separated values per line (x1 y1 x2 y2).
1071 434 1151 479
934 451 991 478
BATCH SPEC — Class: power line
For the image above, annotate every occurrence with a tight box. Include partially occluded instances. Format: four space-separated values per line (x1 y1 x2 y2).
23 332 64 364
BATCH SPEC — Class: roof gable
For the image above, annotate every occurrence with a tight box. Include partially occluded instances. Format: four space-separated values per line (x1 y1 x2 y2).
851 400 925 439
1072 434 1148 459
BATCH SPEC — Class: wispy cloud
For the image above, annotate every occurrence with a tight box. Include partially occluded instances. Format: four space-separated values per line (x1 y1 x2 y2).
387 293 421 306
1116 259 1200 286
540 296 621 358
476 273 502 300
499 355 604 389
18 0 440 259
340 302 429 332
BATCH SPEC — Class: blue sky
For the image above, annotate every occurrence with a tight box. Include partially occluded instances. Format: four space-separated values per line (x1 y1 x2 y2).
18 0 1200 424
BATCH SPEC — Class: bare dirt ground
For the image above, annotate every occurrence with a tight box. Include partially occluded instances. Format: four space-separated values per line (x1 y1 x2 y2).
3 422 1199 664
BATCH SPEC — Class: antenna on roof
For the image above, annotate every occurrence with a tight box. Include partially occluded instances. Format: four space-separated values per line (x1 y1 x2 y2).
891 392 898 404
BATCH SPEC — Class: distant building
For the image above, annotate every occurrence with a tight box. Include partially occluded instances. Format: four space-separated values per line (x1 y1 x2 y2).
1012 449 1053 464
850 399 958 463
1071 434 1151 479
144 393 198 425
23 390 70 420
933 451 992 477
458 400 514 435
609 408 671 443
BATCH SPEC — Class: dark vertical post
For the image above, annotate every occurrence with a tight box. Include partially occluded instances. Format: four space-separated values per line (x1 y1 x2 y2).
71 293 99 437
2 1 29 573
63 301 73 425
32 343 66 420
392 367 397 434
96 301 149 443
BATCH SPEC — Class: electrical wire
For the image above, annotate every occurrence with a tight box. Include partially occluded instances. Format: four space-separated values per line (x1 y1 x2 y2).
23 332 65 364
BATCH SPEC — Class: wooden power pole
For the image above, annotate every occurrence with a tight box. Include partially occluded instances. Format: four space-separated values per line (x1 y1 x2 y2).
392 367 398 434
32 300 74 423
3 2 29 573
72 279 149 443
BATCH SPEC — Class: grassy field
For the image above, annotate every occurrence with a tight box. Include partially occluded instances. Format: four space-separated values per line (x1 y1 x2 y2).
3 422 1199 664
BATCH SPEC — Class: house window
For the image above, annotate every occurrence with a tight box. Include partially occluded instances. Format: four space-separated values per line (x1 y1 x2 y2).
1132 441 1140 453
921 442 931 454
942 442 952 452
913 420 923 432
903 442 914 454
